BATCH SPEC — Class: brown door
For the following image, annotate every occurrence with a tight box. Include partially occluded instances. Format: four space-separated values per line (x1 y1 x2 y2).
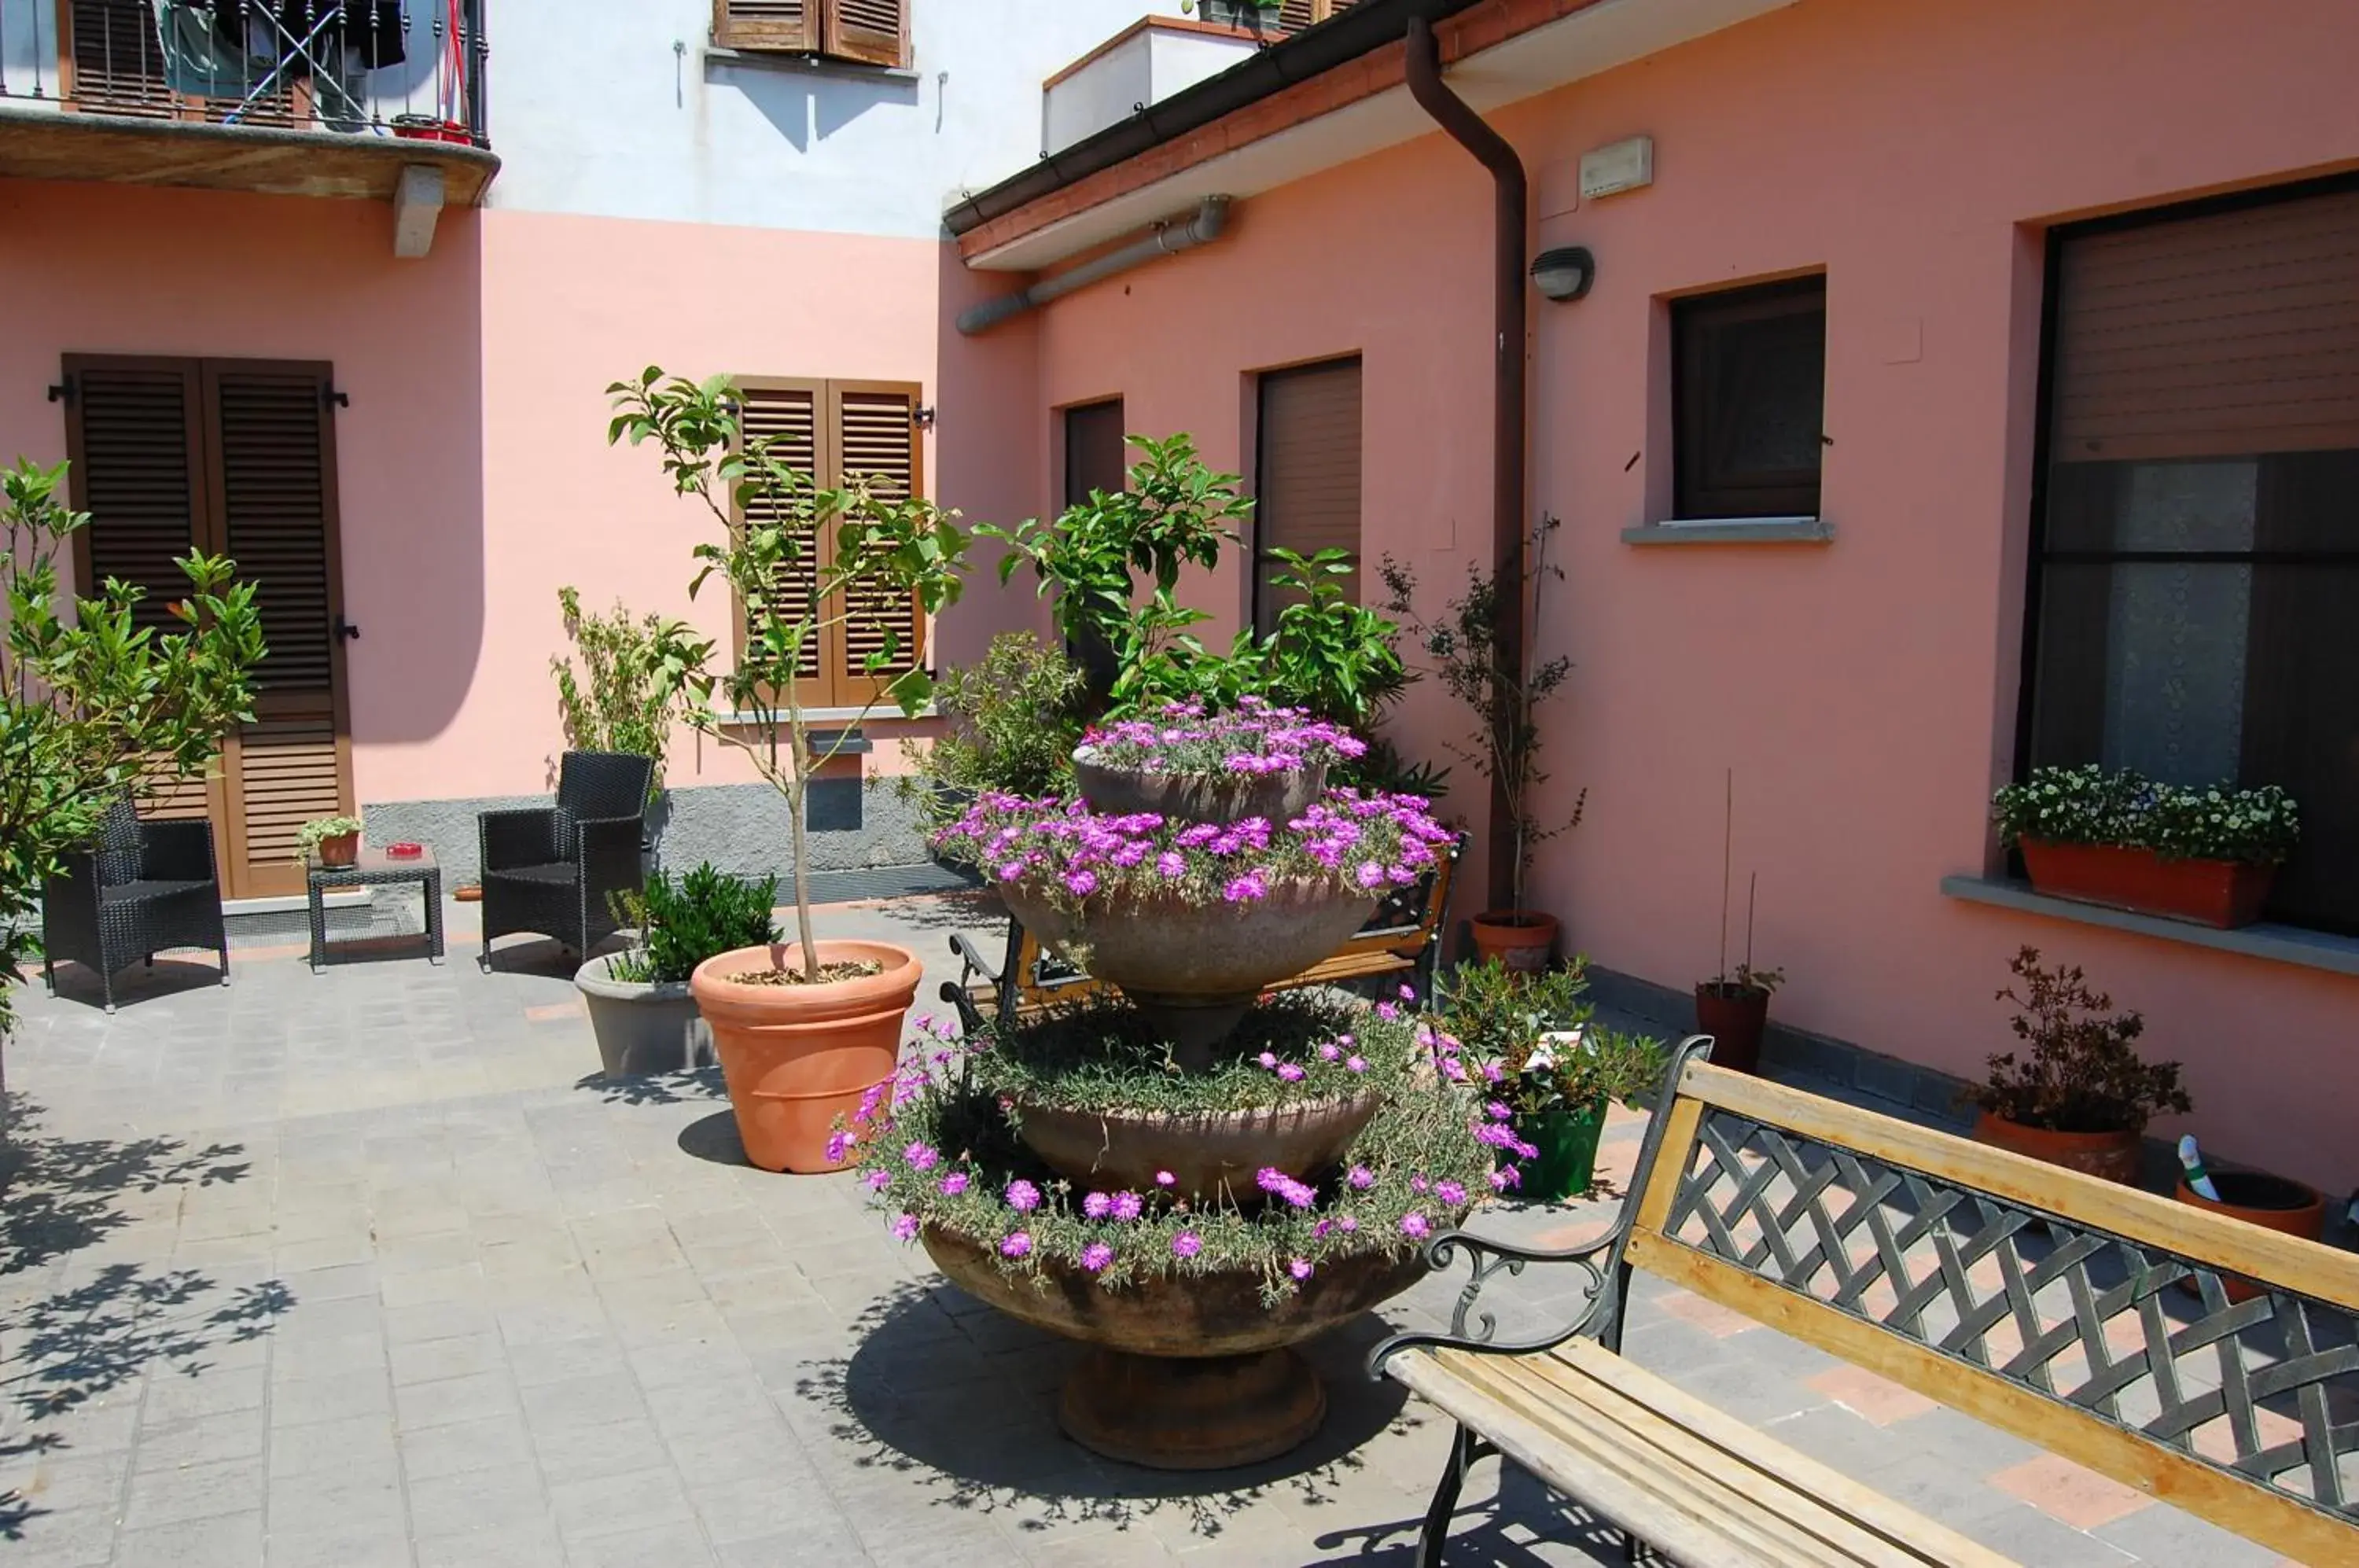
63 355 355 900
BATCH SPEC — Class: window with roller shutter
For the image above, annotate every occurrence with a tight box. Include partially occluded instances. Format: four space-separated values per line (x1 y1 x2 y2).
731 377 927 710
61 353 355 900
1253 357 1363 637
714 0 910 68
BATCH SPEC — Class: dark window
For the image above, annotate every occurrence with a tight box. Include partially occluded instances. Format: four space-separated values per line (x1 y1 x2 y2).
1253 357 1363 636
2021 181 2359 933
1673 277 1827 519
1062 399 1127 510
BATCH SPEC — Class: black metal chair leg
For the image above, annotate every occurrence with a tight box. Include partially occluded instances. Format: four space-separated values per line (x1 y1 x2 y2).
1416 1423 1489 1568
42 955 56 996
219 944 232 986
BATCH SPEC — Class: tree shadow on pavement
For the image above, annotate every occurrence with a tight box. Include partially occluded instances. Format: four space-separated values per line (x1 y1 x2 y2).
574 1065 729 1108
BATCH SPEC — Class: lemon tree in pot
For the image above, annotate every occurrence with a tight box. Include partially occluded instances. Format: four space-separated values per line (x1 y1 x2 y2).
1966 947 2190 1185
578 863 778 1080
607 369 971 1173
1438 956 1668 1201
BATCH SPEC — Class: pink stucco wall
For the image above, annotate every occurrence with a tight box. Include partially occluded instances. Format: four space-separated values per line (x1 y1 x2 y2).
1026 0 2359 1189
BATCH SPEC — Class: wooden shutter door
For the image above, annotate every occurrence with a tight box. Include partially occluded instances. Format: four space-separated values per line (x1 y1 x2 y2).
1062 399 1128 510
61 355 219 824
735 380 829 705
830 382 925 704
1254 358 1364 635
203 362 355 900
64 0 175 117
714 0 819 52
823 0 908 68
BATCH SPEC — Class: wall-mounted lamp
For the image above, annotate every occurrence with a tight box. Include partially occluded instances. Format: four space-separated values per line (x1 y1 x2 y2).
913 405 938 431
1530 245 1595 303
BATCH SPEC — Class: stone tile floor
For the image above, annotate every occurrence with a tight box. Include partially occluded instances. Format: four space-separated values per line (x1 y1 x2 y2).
0 893 2302 1566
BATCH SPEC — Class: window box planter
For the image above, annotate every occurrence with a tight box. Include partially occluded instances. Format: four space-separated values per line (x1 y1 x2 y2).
2017 839 2275 930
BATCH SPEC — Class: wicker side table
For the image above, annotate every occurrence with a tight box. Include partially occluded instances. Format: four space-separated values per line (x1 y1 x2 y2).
308 846 445 973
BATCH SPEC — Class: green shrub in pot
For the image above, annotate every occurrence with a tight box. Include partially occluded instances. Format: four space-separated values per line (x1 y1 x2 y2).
609 863 780 986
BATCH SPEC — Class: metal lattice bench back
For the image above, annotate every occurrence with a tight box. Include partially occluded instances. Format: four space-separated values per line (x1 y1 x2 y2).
1623 1063 2359 1563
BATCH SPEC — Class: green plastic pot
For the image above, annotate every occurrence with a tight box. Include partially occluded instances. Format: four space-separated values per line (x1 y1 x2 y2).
1503 1100 1608 1202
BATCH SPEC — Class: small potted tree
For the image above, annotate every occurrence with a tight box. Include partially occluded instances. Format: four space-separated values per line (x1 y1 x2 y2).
1439 957 1667 1202
294 815 365 869
1382 515 1577 971
1695 857 1782 1077
608 369 970 1174
1993 764 2298 929
1967 947 2189 1184
576 863 778 1079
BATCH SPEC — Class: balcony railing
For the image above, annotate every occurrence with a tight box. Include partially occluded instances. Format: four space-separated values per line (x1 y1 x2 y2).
1 1 488 147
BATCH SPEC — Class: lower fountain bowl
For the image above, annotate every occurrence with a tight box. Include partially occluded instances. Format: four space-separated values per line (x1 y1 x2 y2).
1011 1092 1384 1205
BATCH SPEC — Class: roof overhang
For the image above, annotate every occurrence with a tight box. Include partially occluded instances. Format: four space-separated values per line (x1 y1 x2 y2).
959 0 1794 273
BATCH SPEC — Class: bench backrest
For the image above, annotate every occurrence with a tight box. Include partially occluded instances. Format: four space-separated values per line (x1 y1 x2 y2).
1621 1055 2359 1565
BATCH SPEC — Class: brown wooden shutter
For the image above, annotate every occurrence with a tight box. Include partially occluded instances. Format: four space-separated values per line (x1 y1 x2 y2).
62 356 213 822
823 0 908 68
204 362 353 897
2052 187 2359 463
713 0 820 52
64 0 175 116
1277 0 1357 34
734 380 828 694
1062 399 1128 510
1254 357 1363 635
830 382 925 699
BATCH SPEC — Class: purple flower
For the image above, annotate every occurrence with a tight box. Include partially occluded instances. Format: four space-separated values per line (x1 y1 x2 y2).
1481 1062 1504 1084
1439 1058 1468 1083
1318 1042 1341 1062
1411 1175 1430 1194
1313 1220 1333 1239
1154 1170 1176 1188
1355 862 1385 889
889 1213 919 1242
1375 1002 1399 1021
1157 852 1187 878
1257 1167 1292 1194
1487 1101 1514 1122
1172 1232 1203 1259
1080 1242 1114 1272
1398 984 1417 1002
1004 1180 1041 1213
1514 1140 1539 1161
1083 1191 1113 1219
1256 1051 1278 1069
824 1131 853 1164
1112 1191 1143 1221
1289 1258 1314 1282
1001 1231 1032 1258
1275 1062 1307 1083
1338 1215 1359 1233
1437 1180 1467 1206
1401 1213 1432 1240
1222 871 1269 904
1347 1165 1376 1190
903 1142 940 1172
1491 1168 1519 1191
1346 1055 1367 1074
863 1170 892 1191
940 1172 970 1196
1063 869 1099 898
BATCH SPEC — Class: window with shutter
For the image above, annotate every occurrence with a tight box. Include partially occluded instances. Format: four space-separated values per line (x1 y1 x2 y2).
730 377 926 709
1275 0 1359 35
1253 358 1363 636
2021 179 2359 935
1063 399 1128 511
1672 276 1827 520
713 0 820 53
61 354 355 897
63 0 175 116
823 0 909 68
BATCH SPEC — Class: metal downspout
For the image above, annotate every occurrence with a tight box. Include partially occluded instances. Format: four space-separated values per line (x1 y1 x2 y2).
1404 13 1529 917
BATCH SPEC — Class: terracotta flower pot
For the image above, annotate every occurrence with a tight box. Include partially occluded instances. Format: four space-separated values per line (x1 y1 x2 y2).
690 941 920 1175
2175 1170 2325 1304
1469 910 1558 972
1693 984 1770 1076
1971 1110 2144 1185
2017 839 2274 929
316 831 360 868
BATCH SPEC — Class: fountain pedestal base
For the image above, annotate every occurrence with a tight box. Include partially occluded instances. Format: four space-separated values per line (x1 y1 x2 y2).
1058 1345 1326 1470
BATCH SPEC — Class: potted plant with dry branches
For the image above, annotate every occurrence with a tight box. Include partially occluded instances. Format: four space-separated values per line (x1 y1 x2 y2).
606 369 971 1174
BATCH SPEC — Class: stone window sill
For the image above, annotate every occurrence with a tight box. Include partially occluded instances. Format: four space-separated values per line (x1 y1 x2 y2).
704 46 922 86
1941 874 2359 979
1622 517 1834 545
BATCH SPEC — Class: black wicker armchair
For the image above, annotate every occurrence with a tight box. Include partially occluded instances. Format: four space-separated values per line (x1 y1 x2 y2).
477 751 656 969
42 799 230 1013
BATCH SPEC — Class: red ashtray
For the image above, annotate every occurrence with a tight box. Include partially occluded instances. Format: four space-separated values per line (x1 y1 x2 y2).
385 842 424 859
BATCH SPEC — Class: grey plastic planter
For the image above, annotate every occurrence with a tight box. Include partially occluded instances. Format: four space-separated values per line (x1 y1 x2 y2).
574 952 711 1078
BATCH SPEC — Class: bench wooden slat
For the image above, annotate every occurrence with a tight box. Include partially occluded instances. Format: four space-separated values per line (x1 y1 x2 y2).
1405 1344 2019 1566
1676 1063 2359 1314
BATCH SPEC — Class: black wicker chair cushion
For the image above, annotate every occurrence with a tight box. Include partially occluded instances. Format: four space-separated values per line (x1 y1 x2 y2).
485 863 578 886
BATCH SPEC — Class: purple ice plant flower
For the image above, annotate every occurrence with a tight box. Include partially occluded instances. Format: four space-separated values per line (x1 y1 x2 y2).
1289 1258 1314 1282
1275 1062 1307 1083
903 1143 940 1172
1111 1191 1143 1221
1004 1180 1041 1213
940 1171 970 1196
1355 862 1385 889
1063 869 1098 898
1000 1231 1032 1258
1083 1191 1113 1219
1157 851 1187 878
1436 1180 1467 1206
1375 1002 1399 1021
1487 1101 1514 1122
1171 1232 1203 1259
1346 1055 1368 1074
889 1213 919 1242
864 1170 892 1191
1256 1051 1279 1069
1080 1242 1114 1272
1410 1175 1430 1194
1481 1061 1504 1084
1318 1042 1341 1062
1347 1165 1375 1190
1491 1168 1519 1191
823 1131 853 1165
1401 1213 1432 1240
1154 1170 1176 1187
1338 1215 1359 1233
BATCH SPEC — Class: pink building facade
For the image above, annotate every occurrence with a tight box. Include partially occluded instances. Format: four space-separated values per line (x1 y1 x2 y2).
4 0 2355 1188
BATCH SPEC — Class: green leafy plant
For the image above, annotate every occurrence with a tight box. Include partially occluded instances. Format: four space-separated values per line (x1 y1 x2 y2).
606 368 972 981
1701 963 1785 1000
1968 947 2189 1135
608 862 781 986
1993 764 2298 866
903 631 1087 817
1438 958 1667 1117
290 815 365 864
2 458 264 1037
551 586 694 797
1382 513 1578 911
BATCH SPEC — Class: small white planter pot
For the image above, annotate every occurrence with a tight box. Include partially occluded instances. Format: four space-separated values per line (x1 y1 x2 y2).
574 952 712 1078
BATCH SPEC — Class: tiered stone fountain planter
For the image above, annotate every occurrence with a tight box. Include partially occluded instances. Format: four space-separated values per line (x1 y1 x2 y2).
867 708 1478 1469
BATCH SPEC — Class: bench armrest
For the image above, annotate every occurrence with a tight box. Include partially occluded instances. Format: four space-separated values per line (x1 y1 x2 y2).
948 932 1003 986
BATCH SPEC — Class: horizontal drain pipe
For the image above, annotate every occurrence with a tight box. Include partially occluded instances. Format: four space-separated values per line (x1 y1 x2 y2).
956 197 1232 336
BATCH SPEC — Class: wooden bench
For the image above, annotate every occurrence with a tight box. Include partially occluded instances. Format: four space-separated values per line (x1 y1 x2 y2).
938 836 1461 1033
1371 1039 2359 1566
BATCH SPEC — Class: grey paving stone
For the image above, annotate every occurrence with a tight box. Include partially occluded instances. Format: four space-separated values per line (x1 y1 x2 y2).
565 1522 719 1567
547 1466 697 1544
517 1371 647 1433
122 1454 267 1529
392 1370 518 1432
270 1371 395 1429
388 1331 508 1388
133 1407 270 1473
528 1415 670 1485
110 1509 266 1568
405 1460 553 1541
399 1411 538 1482
410 1522 566 1568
